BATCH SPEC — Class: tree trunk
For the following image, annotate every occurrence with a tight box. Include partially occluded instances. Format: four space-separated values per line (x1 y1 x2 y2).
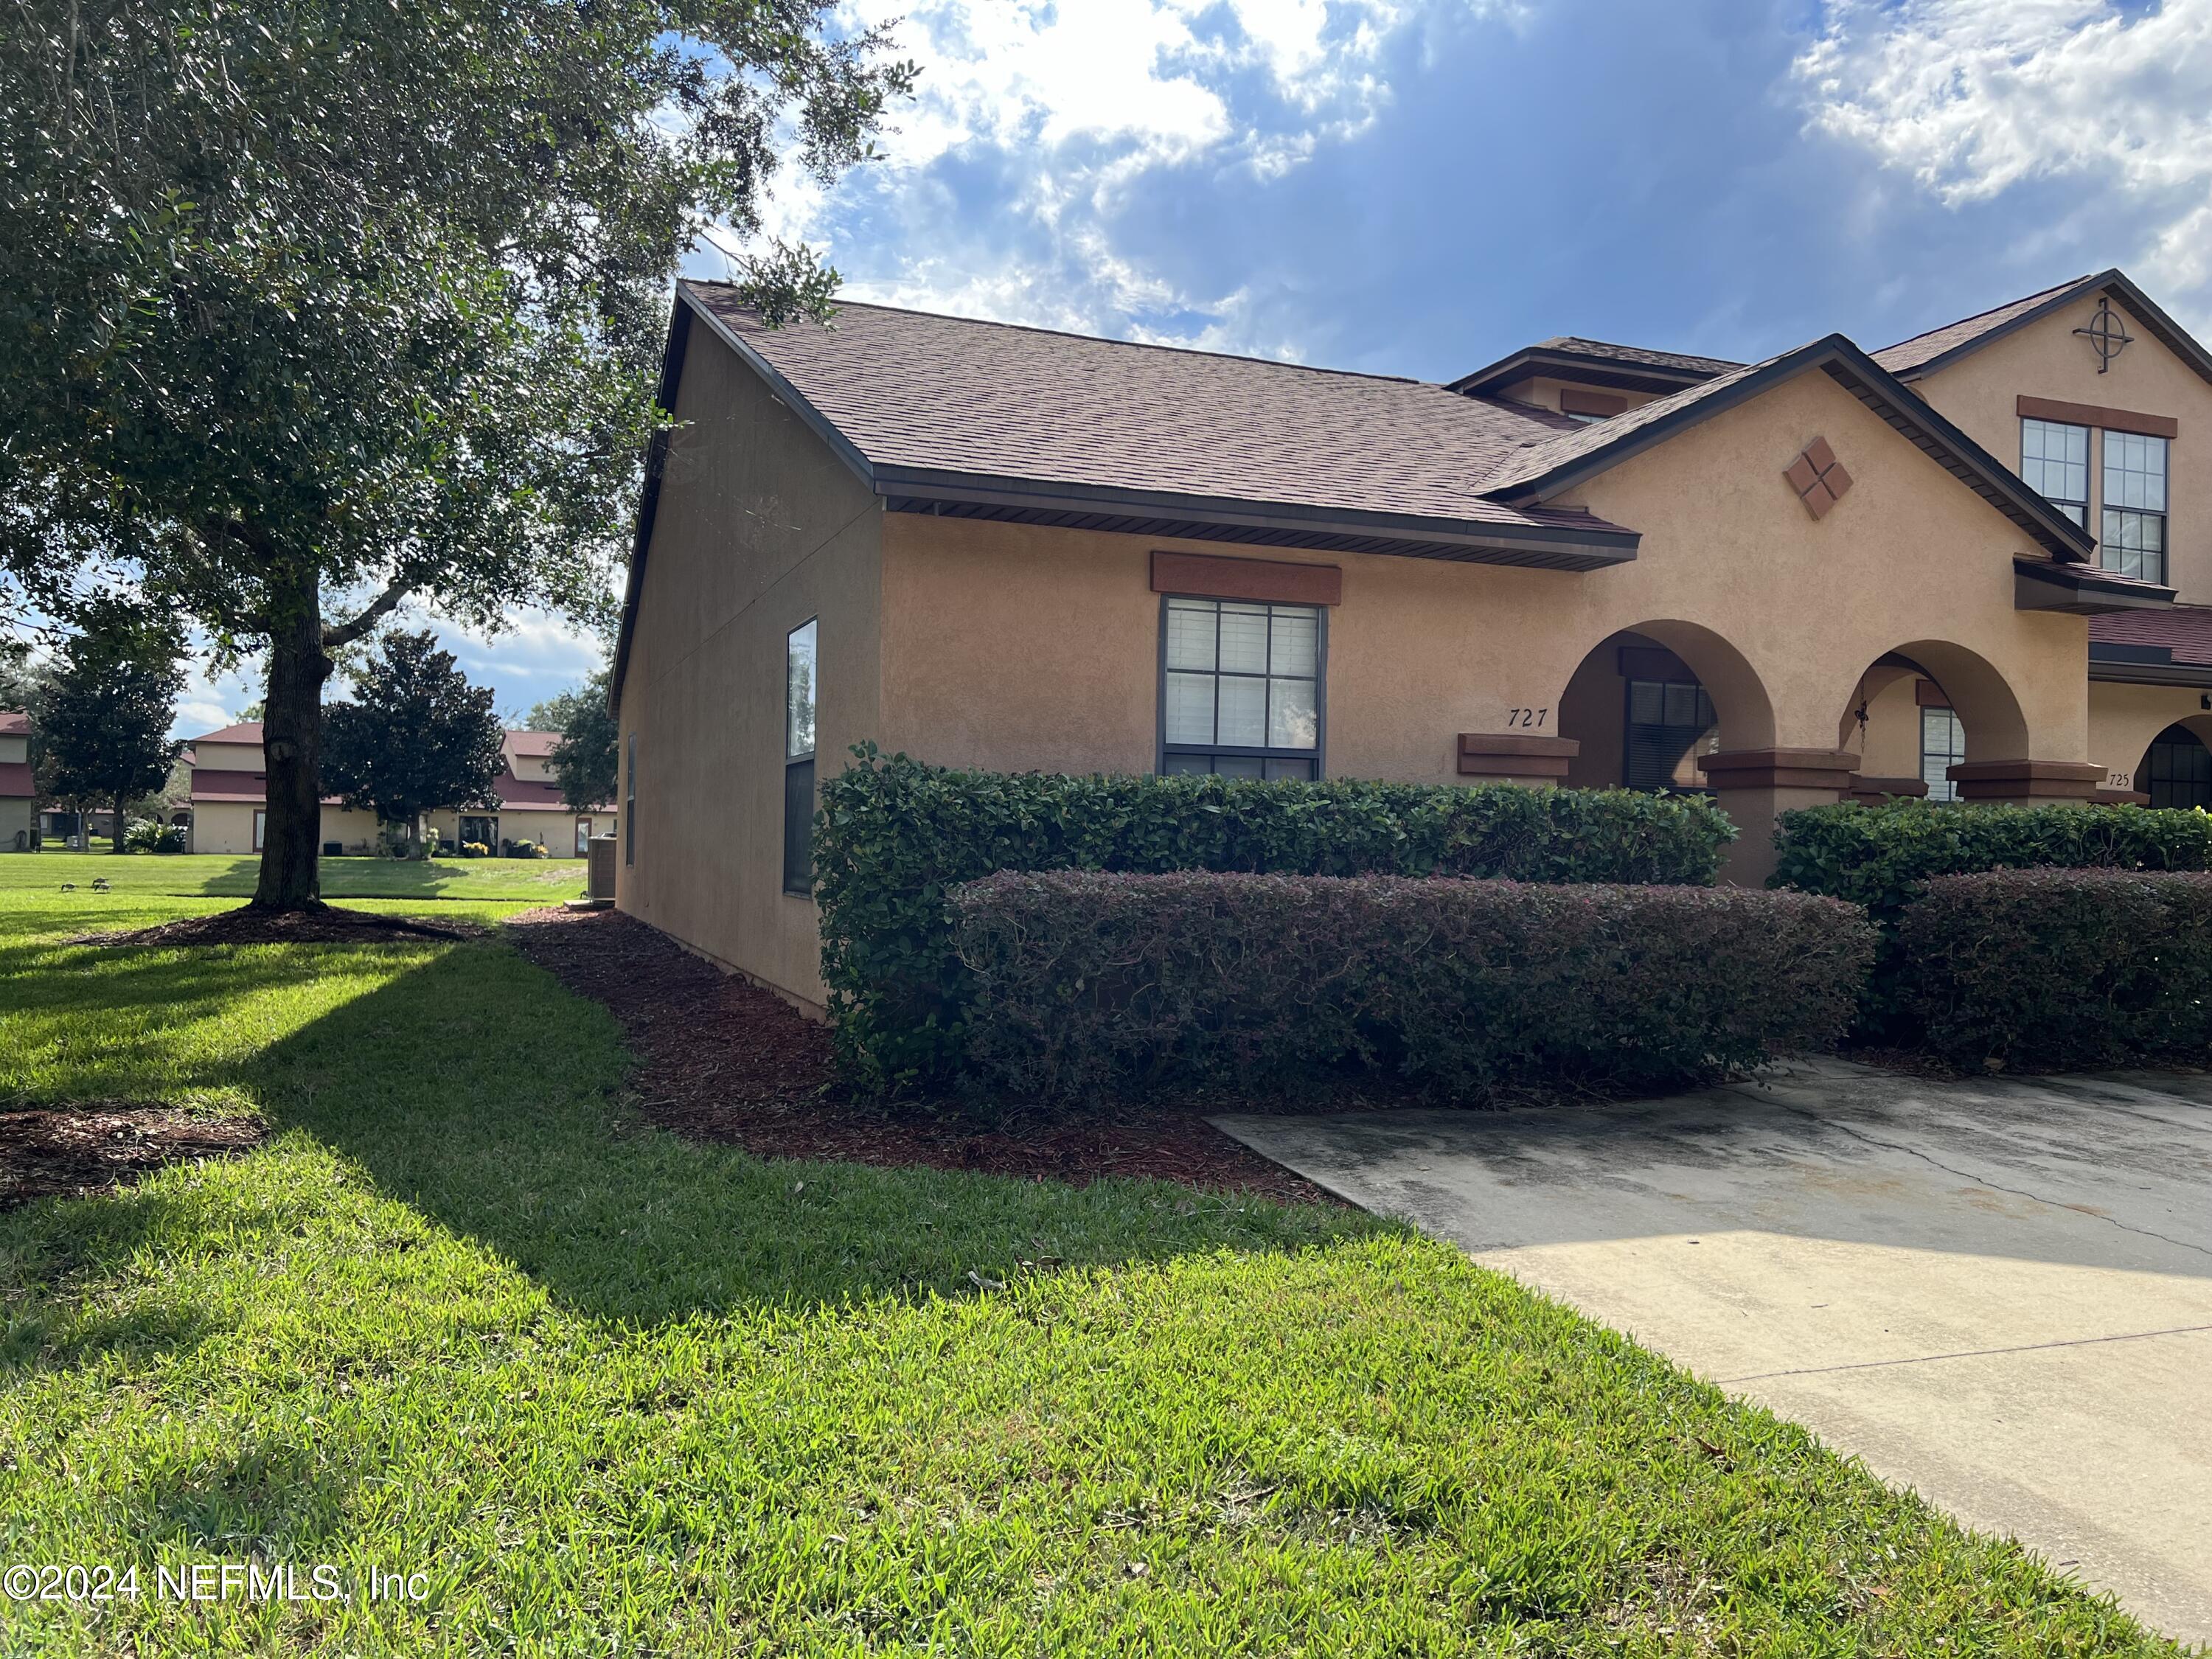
252 571 332 910
114 792 126 852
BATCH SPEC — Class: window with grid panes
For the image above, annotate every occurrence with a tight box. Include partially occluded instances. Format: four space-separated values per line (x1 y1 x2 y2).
2020 417 2090 527
2101 430 2169 583
1160 597 1322 779
1921 706 1964 802
1624 678 1716 792
2146 724 2212 810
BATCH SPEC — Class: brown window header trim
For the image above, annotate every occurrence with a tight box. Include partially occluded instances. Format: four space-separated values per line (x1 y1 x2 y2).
1150 549 1342 607
1914 679 1952 708
1559 387 1629 418
2017 394 2177 439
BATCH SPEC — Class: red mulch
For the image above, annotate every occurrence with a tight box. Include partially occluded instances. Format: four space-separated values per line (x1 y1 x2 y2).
0 1105 268 1211
504 907 1336 1203
73 905 480 947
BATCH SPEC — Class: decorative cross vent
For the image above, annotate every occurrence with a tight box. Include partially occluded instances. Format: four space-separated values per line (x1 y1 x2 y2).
2074 296 2133 374
1783 437 1853 520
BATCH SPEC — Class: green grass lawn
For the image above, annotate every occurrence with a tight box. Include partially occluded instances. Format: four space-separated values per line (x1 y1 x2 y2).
0 885 2183 1655
15 848 586 906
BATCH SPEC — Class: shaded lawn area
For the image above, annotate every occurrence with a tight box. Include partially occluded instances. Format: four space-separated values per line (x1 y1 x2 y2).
0 894 2183 1656
11 849 585 904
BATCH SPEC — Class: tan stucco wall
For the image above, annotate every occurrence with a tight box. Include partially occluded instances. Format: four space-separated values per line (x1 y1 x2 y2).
189 801 378 856
2088 681 2212 793
0 795 33 851
616 316 885 1008
0 733 27 766
1910 292 2212 602
192 740 262 773
885 365 2089 791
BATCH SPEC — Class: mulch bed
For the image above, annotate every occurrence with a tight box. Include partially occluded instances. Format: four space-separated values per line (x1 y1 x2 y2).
0 1105 268 1211
72 905 481 947
504 907 1336 1203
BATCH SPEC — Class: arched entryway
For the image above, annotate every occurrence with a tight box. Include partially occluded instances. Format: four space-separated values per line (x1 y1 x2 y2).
2140 723 2212 809
1833 639 2035 804
1558 622 1775 793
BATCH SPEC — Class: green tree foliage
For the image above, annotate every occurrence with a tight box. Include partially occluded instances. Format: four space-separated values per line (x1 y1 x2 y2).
31 599 187 852
323 631 507 853
0 0 913 907
530 666 621 811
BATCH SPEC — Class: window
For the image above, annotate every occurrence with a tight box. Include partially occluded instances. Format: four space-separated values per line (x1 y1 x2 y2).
252 809 266 852
1160 597 1323 779
2101 429 2169 584
624 731 636 866
784 618 817 895
1921 706 1964 802
1624 678 1716 792
461 814 497 848
2020 417 2089 526
2145 724 2212 810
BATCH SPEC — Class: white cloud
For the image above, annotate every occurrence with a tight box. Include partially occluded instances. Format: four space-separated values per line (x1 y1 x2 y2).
1795 0 2212 304
719 0 1473 352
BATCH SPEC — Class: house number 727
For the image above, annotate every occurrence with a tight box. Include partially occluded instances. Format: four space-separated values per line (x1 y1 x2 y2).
1506 707 1549 728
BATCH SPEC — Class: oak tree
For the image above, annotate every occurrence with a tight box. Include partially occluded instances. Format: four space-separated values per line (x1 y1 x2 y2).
0 0 912 905
322 630 506 855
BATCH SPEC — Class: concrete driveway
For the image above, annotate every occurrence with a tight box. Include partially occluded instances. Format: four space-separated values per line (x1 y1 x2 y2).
1212 1060 2212 1646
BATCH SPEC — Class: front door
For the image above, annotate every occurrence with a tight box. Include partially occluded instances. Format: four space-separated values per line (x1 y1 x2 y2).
459 815 497 849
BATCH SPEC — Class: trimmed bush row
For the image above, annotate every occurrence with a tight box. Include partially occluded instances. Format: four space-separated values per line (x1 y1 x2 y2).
949 871 1874 1102
813 747 1738 1093
1773 799 2212 925
1896 868 2212 1069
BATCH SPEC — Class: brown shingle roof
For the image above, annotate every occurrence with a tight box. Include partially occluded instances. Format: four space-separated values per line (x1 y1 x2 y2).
1479 349 1785 495
2090 604 2212 665
1872 275 2094 377
683 283 1626 538
1529 336 1743 376
0 711 28 736
189 721 263 745
504 730 562 757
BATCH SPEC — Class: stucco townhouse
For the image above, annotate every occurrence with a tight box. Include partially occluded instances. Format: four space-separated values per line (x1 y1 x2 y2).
610 268 2212 1013
187 723 614 855
0 712 34 851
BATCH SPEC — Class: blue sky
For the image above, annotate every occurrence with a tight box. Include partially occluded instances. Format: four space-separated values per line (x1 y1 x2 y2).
175 0 2212 734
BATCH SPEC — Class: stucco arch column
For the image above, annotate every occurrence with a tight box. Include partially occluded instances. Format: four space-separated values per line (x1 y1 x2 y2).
1891 638 2098 805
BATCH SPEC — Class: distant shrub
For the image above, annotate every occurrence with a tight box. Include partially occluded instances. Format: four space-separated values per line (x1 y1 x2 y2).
814 745 1739 1094
459 841 490 859
950 871 1873 1103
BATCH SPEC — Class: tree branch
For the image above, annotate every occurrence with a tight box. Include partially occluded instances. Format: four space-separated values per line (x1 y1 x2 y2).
323 576 414 649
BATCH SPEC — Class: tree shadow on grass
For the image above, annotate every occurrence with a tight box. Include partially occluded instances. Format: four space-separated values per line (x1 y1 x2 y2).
240 937 1384 1326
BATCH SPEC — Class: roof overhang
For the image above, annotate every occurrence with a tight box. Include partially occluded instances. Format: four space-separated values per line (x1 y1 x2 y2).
1484 335 2098 563
611 288 1643 714
2088 642 2212 687
1888 269 2212 392
1447 346 1726 400
2015 557 2175 616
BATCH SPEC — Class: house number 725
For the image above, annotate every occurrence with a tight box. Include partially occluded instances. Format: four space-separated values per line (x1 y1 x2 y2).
1506 707 1549 728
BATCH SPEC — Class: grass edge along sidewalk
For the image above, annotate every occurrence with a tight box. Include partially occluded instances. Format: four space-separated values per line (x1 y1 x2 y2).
0 885 2185 1655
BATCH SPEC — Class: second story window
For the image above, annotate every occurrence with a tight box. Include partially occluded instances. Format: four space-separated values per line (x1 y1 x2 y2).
2101 429 2169 584
2020 417 2089 527
784 618 817 895
1161 597 1322 779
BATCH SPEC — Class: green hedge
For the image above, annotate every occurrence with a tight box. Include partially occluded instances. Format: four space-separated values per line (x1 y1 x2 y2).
813 745 1737 1093
950 871 1874 1102
1773 799 2212 926
1894 869 2212 1068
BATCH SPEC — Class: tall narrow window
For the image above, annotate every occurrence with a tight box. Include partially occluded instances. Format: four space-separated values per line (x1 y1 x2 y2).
1624 678 1717 792
1160 597 1323 779
784 618 818 895
2101 430 2169 584
1921 706 1964 802
2020 417 2090 527
624 731 636 866
252 809 267 852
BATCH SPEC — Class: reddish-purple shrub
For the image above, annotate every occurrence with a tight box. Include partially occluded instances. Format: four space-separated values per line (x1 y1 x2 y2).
1894 868 2212 1068
950 871 1874 1102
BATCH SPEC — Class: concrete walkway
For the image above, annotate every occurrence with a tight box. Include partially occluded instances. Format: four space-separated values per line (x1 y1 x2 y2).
1212 1060 2212 1646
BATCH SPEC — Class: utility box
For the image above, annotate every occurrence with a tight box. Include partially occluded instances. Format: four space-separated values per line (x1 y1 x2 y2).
586 834 618 902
